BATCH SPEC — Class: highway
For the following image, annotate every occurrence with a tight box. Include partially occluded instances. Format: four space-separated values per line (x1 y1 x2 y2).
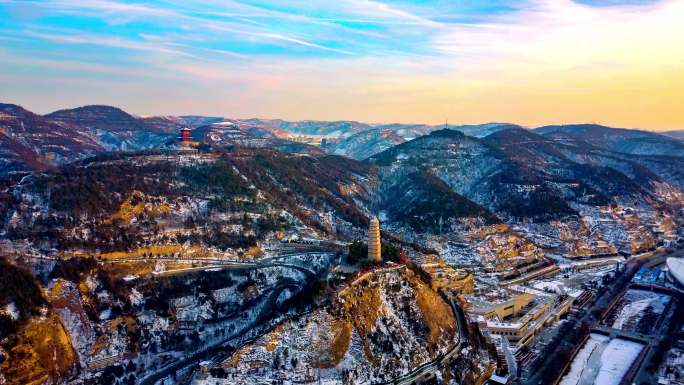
133 253 334 385
138 271 323 385
138 278 306 385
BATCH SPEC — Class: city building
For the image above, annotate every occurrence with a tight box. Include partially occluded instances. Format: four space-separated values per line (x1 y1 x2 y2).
470 293 534 320
368 216 381 262
421 260 474 294
471 291 573 349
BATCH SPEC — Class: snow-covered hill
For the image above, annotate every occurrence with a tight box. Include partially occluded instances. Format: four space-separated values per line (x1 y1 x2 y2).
535 124 684 157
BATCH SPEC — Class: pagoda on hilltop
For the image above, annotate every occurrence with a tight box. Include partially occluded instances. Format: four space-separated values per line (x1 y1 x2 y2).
368 216 382 262
178 127 192 144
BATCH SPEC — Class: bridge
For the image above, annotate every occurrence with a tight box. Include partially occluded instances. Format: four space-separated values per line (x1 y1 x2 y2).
90 251 336 278
629 282 684 298
590 326 654 345
138 260 330 385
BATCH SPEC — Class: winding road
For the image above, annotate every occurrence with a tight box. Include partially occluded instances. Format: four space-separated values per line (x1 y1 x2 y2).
379 293 468 385
134 253 334 385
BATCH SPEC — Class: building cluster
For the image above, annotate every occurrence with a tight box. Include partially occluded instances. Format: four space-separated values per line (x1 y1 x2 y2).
470 289 573 350
567 239 617 259
420 260 473 293
287 134 330 146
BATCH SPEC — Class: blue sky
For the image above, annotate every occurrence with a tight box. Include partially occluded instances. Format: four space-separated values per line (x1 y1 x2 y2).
0 1 499 59
0 0 682 129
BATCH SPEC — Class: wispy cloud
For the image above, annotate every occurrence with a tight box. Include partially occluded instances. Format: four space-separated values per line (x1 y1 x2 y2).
20 29 195 57
1 0 683 129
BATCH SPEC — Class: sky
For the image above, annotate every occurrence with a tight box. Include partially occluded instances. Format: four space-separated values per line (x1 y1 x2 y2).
0 0 683 130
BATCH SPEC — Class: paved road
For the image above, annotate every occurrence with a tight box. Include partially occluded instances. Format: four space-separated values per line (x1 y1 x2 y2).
135 254 335 385
138 278 309 385
380 294 468 385
153 260 318 278
101 252 333 280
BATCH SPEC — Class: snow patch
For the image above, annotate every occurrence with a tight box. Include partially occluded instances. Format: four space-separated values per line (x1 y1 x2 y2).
2 302 19 321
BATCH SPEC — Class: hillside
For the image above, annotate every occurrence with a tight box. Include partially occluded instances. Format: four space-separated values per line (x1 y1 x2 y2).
662 130 684 141
483 128 654 202
0 103 103 173
378 169 500 233
0 103 340 176
367 126 684 229
0 118 683 385
328 128 406 160
46 105 153 132
535 124 684 157
0 258 78 385
517 126 684 190
46 105 181 151
234 118 374 138
6 101 682 179
223 266 493 385
0 148 377 255
314 123 523 160
369 129 580 222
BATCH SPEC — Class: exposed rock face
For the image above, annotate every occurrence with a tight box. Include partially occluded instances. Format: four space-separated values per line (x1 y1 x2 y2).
226 267 493 385
0 259 78 385
0 313 78 385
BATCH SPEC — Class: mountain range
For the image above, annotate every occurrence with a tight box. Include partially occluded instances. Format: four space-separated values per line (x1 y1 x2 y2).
2 101 683 238
1 102 683 385
2 102 683 176
368 126 684 230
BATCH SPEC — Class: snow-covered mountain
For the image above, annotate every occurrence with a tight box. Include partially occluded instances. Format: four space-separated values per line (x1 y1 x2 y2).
328 128 406 160
662 130 684 142
1 119 683 385
321 122 522 160
0 103 103 173
367 127 684 230
535 124 684 157
46 105 182 151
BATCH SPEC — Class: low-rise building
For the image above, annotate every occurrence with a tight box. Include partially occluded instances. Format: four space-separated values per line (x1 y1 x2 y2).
471 291 572 349
421 260 474 294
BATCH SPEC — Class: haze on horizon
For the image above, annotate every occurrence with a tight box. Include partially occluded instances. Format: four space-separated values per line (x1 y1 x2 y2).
1 0 683 131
